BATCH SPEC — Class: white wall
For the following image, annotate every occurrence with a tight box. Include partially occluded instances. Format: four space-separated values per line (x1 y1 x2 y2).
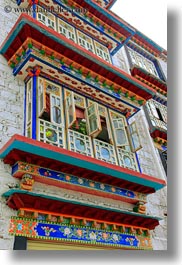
128 109 167 250
112 46 131 74
0 0 25 250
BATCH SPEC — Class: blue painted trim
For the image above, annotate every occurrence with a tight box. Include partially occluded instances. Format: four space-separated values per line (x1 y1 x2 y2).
16 0 22 5
12 161 143 202
13 52 32 76
135 31 164 52
1 17 155 96
32 4 36 19
32 75 37 139
12 52 140 113
127 108 140 120
126 43 155 61
10 216 142 248
84 0 136 35
0 138 166 191
23 84 27 136
111 34 135 56
50 1 120 49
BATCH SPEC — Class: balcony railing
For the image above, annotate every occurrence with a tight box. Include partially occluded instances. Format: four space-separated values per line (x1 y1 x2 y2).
151 117 167 132
117 148 139 171
38 119 66 148
67 129 93 157
37 123 139 172
93 139 117 165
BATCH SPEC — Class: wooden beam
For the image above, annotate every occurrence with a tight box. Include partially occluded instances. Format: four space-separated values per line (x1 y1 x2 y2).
12 194 24 209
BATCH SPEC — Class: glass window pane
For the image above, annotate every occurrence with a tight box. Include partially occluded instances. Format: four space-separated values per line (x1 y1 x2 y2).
89 115 97 132
53 107 61 124
116 129 127 145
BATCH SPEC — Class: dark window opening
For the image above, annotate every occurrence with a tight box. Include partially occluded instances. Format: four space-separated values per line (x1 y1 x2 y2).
40 93 50 122
156 107 164 122
71 107 87 135
159 149 167 175
96 118 110 144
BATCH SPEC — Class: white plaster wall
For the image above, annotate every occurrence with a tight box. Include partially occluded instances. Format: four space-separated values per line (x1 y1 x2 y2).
0 161 19 249
32 182 134 212
147 187 167 250
112 46 131 74
158 58 167 79
0 0 25 250
128 108 166 180
128 109 167 250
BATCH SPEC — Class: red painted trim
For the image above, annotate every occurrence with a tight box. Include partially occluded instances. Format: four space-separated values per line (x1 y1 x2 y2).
7 192 160 229
151 130 167 140
0 134 166 188
131 67 167 92
1 14 156 99
13 171 139 204
75 0 165 55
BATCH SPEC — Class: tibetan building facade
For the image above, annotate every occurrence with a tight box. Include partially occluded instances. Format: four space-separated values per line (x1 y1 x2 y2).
0 0 167 250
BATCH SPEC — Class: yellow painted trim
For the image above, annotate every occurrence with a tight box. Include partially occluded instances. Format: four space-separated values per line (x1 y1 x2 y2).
27 240 109 250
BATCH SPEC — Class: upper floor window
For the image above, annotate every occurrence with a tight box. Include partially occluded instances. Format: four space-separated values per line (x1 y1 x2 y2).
128 48 159 78
76 30 95 53
65 90 87 134
86 101 113 144
148 100 167 123
25 78 141 170
35 10 111 64
146 99 167 131
58 19 77 43
37 77 64 126
64 91 142 152
37 11 56 30
94 41 111 63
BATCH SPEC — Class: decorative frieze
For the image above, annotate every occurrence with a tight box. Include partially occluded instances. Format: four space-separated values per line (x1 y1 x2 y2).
9 216 152 249
12 161 147 203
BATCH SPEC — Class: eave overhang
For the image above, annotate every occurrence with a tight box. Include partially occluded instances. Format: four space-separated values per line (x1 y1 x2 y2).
0 14 156 101
16 1 167 57
131 66 167 93
151 130 167 141
0 135 166 193
54 0 136 37
2 189 162 230
77 0 166 57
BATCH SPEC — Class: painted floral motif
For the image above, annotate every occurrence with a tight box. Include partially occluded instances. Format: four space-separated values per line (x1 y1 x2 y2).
102 232 108 240
78 178 83 184
125 237 135 246
89 231 97 240
76 229 83 237
111 187 116 192
41 226 56 237
13 162 143 203
112 234 119 242
64 227 71 236
19 162 38 174
100 183 105 190
10 217 145 249
89 182 95 188
65 175 71 181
